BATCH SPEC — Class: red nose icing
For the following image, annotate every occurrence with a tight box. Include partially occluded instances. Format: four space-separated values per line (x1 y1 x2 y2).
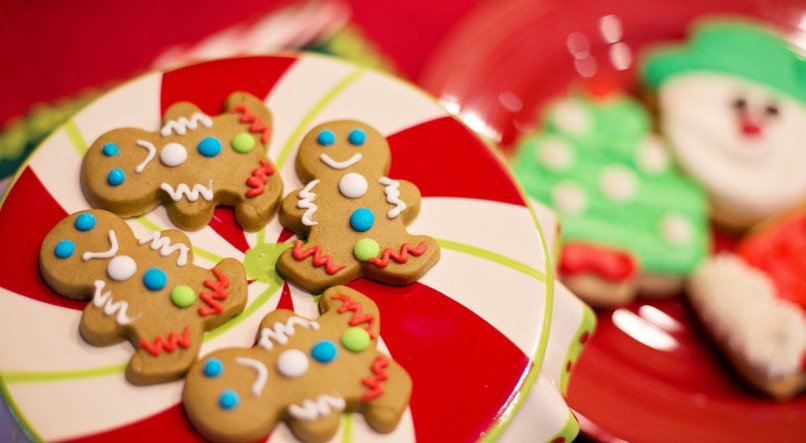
739 114 763 137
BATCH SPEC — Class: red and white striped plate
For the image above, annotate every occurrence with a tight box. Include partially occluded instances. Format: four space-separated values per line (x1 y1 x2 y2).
0 54 593 442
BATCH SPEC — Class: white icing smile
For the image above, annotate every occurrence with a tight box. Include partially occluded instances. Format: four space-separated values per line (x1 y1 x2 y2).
160 181 214 202
320 153 362 170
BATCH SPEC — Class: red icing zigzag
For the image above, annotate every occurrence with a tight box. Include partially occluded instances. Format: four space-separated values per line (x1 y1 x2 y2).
332 293 378 339
292 240 345 275
199 268 230 316
361 355 390 401
231 104 270 143
245 159 275 198
368 242 428 268
140 327 191 357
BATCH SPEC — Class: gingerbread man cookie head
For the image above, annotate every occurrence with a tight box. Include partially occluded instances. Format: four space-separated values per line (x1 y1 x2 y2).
643 21 806 230
295 120 391 183
81 91 283 231
40 209 248 384
183 286 412 443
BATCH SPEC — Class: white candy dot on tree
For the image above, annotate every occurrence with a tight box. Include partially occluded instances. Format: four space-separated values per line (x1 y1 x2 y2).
551 100 591 136
636 136 670 175
552 181 587 215
661 213 693 245
600 165 638 203
536 137 575 171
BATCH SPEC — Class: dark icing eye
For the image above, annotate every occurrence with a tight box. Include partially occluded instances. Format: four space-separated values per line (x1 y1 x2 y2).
732 98 747 110
765 104 779 117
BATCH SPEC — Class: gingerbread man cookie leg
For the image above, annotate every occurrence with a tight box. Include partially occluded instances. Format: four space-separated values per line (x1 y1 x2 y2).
39 210 248 385
276 121 440 291
82 91 282 231
182 286 412 443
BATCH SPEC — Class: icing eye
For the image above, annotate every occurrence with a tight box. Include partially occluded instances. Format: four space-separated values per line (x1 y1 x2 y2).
203 358 223 377
143 268 167 291
317 130 335 146
732 98 747 110
348 129 366 146
102 143 119 157
311 340 337 363
218 389 239 410
341 326 371 352
231 133 255 153
197 137 222 157
54 240 75 259
171 285 197 308
160 143 188 167
765 104 779 117
276 349 309 378
349 208 375 232
107 168 125 186
107 255 137 281
74 213 96 232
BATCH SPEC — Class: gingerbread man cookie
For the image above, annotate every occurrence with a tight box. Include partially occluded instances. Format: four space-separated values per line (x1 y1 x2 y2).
277 121 440 292
183 286 411 443
81 91 283 231
39 210 248 384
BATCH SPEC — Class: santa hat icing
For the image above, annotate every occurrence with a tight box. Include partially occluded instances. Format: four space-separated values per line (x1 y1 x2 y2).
642 20 806 104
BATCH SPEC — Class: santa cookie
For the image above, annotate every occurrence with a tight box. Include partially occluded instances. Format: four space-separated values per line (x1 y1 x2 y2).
183 286 412 443
277 121 440 293
39 210 248 384
81 91 283 231
642 21 806 230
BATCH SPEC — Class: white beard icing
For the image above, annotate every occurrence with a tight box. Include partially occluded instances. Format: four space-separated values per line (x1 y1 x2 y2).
659 73 806 225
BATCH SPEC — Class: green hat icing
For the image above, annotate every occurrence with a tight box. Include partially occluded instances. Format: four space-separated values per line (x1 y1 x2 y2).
642 21 806 104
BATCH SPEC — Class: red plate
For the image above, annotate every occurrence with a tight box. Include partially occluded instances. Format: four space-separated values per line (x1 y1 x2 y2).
421 0 806 441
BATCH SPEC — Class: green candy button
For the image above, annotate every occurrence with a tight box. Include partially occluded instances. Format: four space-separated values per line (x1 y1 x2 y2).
231 133 255 153
353 238 380 261
341 327 371 352
171 285 197 308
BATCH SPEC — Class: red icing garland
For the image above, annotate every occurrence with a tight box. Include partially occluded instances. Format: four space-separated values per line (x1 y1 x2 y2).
139 327 191 357
367 242 427 268
245 159 275 198
198 268 230 316
231 104 271 143
559 242 638 282
292 240 345 275
361 355 390 401
332 293 378 339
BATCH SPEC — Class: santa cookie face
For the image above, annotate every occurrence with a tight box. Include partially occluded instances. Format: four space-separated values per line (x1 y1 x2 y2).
277 120 440 293
183 286 412 443
39 210 248 384
643 21 806 229
658 73 806 227
81 92 283 231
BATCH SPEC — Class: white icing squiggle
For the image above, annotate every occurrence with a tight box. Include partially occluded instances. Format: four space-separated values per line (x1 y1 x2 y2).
378 177 406 219
92 280 137 326
160 181 214 202
236 357 268 397
297 180 320 226
135 140 157 173
83 230 119 261
287 395 346 421
137 231 190 266
257 317 320 350
320 153 362 170
689 254 806 380
160 112 213 137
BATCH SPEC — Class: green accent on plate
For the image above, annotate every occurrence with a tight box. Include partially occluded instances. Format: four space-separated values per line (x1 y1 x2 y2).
559 304 597 394
243 241 293 284
64 120 89 156
548 411 581 443
1 363 126 384
0 371 45 441
192 247 224 264
341 412 353 443
436 238 545 282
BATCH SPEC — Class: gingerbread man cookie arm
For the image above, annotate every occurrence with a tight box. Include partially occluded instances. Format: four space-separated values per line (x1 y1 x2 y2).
279 186 316 236
362 357 412 433
78 279 137 347
197 258 249 329
127 319 205 385
378 178 421 224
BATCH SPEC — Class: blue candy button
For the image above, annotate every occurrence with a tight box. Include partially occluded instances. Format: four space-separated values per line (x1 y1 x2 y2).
203 358 223 377
317 130 335 146
348 129 366 146
74 213 96 231
198 137 222 157
219 389 239 410
311 340 338 363
349 208 374 232
143 268 167 291
54 240 75 259
102 143 120 157
107 168 125 186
